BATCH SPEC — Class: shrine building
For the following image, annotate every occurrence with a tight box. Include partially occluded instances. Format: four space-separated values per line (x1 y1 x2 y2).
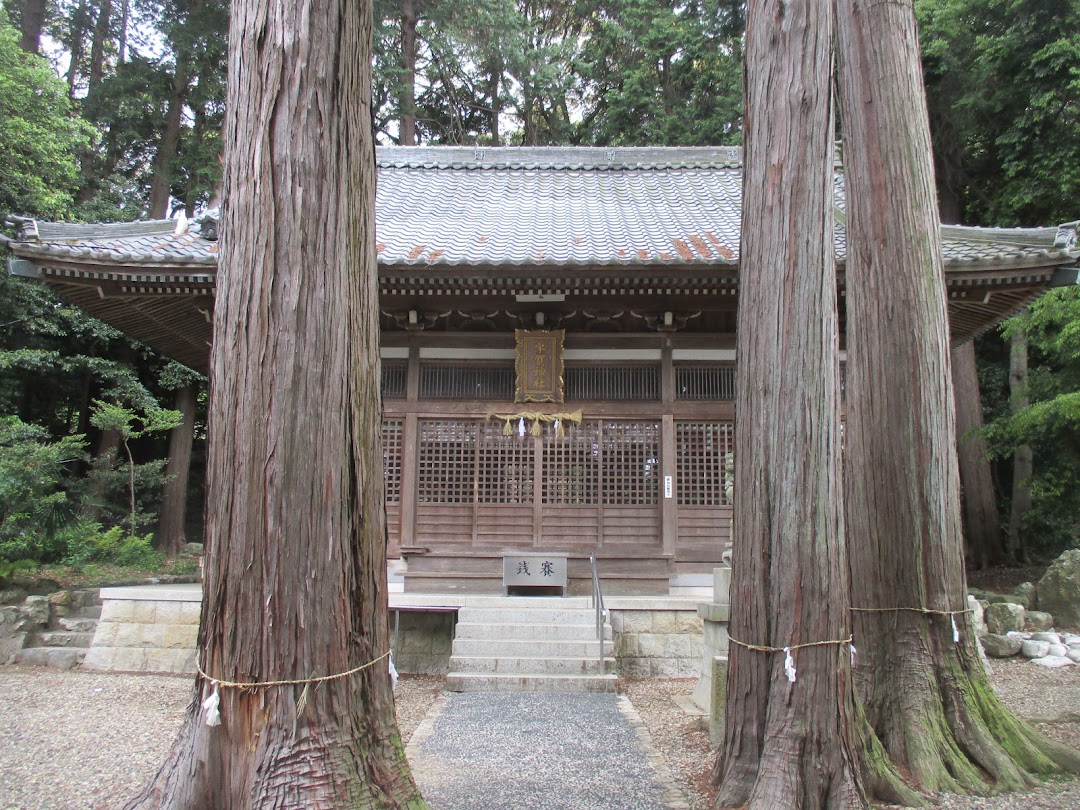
5 146 1079 596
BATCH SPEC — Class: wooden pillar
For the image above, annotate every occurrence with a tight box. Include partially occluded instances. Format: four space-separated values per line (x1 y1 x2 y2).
661 342 677 559
533 434 544 547
399 343 420 549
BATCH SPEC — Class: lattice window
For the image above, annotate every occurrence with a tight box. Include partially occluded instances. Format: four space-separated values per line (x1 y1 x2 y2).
565 364 660 401
543 421 600 505
600 421 660 506
476 420 534 504
676 421 734 506
419 363 515 400
381 361 407 400
382 418 404 503
417 419 477 503
675 365 736 401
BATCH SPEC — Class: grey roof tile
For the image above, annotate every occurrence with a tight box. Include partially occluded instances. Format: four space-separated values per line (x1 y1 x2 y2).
7 147 1078 274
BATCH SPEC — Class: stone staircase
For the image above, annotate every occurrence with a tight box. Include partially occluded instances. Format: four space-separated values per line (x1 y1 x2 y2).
445 596 617 692
14 591 101 670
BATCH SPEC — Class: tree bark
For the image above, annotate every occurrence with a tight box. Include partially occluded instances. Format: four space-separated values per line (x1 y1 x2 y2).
66 0 90 97
952 340 1001 569
123 0 426 805
88 0 113 91
1006 323 1032 563
149 61 188 219
157 384 197 557
710 1 864 807
400 0 418 145
118 0 129 64
16 0 48 53
835 0 1080 796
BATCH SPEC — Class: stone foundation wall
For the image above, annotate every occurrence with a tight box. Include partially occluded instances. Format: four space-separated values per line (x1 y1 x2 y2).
392 612 455 674
83 598 199 674
610 609 703 678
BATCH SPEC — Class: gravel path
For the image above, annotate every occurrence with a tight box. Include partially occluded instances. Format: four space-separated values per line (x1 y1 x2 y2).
0 662 1076 809
406 692 684 810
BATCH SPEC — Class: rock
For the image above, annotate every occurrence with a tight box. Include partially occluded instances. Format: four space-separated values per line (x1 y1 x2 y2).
1048 643 1068 657
984 602 1026 634
1006 630 1029 639
47 590 71 607
981 633 1023 658
1062 633 1080 646
0 631 27 664
1031 631 1061 644
1021 639 1051 659
21 595 50 626
967 595 987 637
1037 549 1080 628
1068 649 1080 664
1031 655 1074 669
1015 582 1037 609
0 588 28 605
1024 611 1055 632
184 542 204 556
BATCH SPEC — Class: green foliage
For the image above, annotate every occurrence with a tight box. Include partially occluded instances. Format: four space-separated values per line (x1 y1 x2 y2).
0 416 87 561
61 522 161 568
90 400 182 535
0 557 37 587
983 288 1080 553
0 7 95 218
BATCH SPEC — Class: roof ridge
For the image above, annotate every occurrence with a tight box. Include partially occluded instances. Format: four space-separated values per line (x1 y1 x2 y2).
374 145 743 171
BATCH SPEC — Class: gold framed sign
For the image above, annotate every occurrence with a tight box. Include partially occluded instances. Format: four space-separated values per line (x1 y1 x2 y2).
514 329 565 403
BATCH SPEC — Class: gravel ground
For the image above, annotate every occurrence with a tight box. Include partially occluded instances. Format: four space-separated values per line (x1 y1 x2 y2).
627 661 1080 810
0 668 441 810
0 663 1076 809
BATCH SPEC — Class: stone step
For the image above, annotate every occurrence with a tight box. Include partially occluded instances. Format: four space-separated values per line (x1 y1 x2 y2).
57 617 97 633
452 638 614 658
454 622 612 642
33 631 96 648
445 672 618 693
77 605 102 620
456 607 598 625
14 647 86 670
448 654 614 676
459 596 593 609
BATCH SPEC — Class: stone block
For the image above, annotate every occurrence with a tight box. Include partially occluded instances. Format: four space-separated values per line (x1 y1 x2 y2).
22 595 50 626
981 633 1022 658
110 648 148 672
697 603 730 623
400 629 433 654
138 623 166 648
91 621 119 646
668 633 702 660
651 611 678 634
709 656 728 745
101 600 136 623
1031 632 1061 643
621 612 653 633
179 602 202 625
430 632 453 656
1015 582 1036 609
650 658 682 678
131 601 157 624
1025 611 1055 632
1032 656 1073 669
676 612 704 634
614 634 640 658
48 590 72 607
608 612 626 633
636 633 668 658
967 595 987 637
0 631 27 664
113 622 142 648
1068 649 1080 664
1037 550 1080 628
1022 639 1051 659
81 647 113 671
145 649 192 674
163 626 199 652
619 657 650 678
154 602 183 625
1048 644 1068 658
984 602 1025 634
713 567 731 604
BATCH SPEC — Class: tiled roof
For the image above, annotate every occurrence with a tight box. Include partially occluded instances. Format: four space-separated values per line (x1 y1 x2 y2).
4 147 1078 274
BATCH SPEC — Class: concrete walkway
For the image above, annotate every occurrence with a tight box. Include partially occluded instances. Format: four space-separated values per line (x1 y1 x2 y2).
406 692 689 810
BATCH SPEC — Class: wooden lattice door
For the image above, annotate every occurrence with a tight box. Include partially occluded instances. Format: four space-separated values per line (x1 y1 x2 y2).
675 420 734 558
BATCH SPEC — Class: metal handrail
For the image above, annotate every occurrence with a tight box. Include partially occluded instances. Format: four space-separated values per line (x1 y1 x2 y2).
589 553 607 671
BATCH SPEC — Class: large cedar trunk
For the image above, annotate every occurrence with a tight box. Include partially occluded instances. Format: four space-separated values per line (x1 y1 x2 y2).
710 1 863 807
157 384 197 557
149 62 187 219
835 0 1080 795
123 0 426 806
1006 324 1032 562
399 0 417 145
88 0 113 91
952 341 1001 568
16 0 49 53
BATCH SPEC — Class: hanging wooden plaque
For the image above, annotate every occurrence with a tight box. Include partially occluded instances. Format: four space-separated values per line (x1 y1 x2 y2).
515 329 565 403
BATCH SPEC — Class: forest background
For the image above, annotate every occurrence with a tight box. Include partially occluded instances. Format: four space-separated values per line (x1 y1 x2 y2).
0 0 1078 584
